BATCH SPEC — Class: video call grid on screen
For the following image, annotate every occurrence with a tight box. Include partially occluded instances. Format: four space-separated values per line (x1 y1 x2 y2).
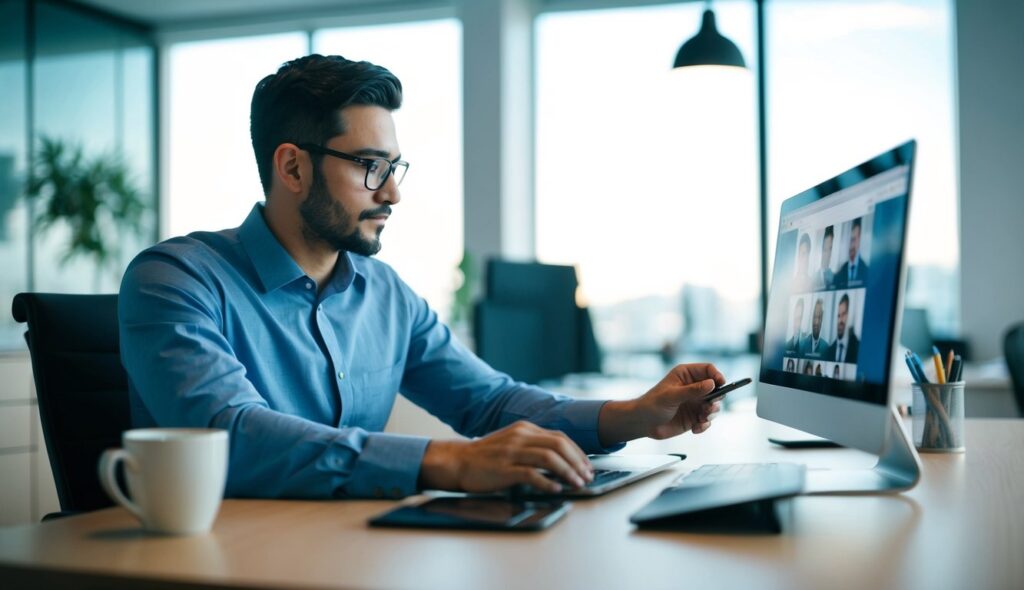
761 141 915 405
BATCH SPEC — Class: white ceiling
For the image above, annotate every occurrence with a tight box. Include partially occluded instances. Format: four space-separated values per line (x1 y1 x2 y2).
74 0 393 26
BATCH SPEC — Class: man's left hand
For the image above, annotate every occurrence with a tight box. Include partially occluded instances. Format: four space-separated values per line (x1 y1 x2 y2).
597 363 726 447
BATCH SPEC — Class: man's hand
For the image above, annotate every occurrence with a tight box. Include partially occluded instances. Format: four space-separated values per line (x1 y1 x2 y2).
597 363 727 447
418 421 594 494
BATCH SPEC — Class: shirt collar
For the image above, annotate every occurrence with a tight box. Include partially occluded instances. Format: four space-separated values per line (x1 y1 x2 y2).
238 203 364 294
239 204 305 292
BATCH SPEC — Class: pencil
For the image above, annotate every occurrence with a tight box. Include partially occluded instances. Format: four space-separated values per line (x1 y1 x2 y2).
945 349 954 382
932 346 946 384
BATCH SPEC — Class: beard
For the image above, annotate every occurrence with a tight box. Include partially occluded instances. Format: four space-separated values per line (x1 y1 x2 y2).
299 167 388 257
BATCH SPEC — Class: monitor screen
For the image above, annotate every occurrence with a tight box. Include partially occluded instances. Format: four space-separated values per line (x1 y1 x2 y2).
760 141 915 405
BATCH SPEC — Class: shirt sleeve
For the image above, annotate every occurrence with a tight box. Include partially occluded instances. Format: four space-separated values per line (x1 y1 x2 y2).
119 249 429 499
395 281 625 454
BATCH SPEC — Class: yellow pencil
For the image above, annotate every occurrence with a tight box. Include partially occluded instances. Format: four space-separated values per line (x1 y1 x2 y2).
932 347 946 384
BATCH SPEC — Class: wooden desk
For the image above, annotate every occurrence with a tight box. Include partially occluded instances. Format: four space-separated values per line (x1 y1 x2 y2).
1 414 1022 590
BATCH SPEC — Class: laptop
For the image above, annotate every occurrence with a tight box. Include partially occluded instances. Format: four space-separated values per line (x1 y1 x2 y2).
509 454 681 498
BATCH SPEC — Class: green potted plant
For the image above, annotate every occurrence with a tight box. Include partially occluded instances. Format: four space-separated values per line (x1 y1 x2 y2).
26 136 148 291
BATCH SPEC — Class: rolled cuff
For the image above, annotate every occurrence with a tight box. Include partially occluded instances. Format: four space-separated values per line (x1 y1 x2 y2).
560 399 627 455
342 432 430 499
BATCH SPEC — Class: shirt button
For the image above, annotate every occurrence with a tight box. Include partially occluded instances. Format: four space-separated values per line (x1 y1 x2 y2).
305 282 313 290
318 305 323 313
338 371 345 380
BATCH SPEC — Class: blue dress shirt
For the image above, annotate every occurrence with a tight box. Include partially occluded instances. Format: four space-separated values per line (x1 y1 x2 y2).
119 204 616 499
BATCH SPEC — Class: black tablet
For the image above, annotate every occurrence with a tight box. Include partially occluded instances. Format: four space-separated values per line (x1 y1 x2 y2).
369 497 570 531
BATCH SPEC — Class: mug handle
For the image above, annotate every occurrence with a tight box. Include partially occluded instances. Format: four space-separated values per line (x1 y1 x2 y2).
98 448 145 521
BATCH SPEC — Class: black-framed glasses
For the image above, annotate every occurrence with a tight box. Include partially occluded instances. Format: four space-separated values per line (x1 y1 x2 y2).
298 143 409 191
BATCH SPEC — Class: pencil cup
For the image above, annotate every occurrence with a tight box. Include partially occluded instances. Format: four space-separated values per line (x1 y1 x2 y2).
911 382 965 453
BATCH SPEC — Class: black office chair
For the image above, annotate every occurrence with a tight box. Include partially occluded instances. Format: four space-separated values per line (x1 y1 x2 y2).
12 293 131 518
474 260 601 383
1004 322 1024 417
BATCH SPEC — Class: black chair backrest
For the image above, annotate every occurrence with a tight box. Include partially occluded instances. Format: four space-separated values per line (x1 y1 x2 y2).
12 293 130 512
1005 322 1024 417
476 260 601 383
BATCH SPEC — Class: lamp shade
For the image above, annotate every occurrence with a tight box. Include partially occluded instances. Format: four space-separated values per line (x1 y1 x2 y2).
673 8 746 69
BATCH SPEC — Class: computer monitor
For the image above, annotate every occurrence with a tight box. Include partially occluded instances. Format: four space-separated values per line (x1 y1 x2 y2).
757 140 921 493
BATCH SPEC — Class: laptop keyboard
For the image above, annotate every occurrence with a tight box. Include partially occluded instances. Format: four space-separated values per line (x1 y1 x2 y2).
668 463 795 489
585 469 631 489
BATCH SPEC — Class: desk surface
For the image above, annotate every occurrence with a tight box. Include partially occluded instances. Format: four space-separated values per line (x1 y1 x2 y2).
1 414 1022 590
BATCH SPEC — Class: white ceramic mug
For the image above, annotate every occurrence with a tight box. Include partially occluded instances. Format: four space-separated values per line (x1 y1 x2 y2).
98 428 228 535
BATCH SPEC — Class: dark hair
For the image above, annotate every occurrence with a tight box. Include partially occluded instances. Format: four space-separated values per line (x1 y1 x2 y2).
839 293 850 309
250 54 403 194
823 225 834 241
851 217 862 232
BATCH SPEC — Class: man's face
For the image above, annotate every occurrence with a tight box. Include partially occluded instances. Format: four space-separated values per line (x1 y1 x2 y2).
792 301 804 335
836 299 849 339
812 300 824 339
797 240 810 275
848 224 861 263
820 234 833 269
300 105 402 256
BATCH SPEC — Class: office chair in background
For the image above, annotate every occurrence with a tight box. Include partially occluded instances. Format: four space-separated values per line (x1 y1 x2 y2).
474 260 601 384
1004 322 1024 417
12 293 130 519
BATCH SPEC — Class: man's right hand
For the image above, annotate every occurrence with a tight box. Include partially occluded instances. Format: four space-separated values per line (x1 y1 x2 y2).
418 421 594 494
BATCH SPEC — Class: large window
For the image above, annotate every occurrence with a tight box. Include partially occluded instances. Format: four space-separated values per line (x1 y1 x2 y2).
535 3 759 373
167 33 308 237
766 0 959 336
168 19 462 319
314 20 462 318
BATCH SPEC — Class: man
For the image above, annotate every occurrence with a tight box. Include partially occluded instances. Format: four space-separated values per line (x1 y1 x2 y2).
785 298 804 355
826 293 860 364
799 298 828 358
793 233 812 293
835 218 868 288
118 55 724 500
812 225 835 290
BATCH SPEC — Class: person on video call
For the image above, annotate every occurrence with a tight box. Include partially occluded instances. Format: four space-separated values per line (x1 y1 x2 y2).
785 298 805 354
802 361 814 375
799 298 828 357
812 225 835 290
835 218 869 288
832 364 841 379
118 54 725 500
793 233 812 292
826 293 859 364
786 359 796 372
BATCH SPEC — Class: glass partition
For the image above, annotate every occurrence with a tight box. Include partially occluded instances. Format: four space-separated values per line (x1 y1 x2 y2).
0 0 28 348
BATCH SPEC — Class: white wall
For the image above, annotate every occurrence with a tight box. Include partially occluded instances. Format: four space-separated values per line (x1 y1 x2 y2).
956 0 1024 361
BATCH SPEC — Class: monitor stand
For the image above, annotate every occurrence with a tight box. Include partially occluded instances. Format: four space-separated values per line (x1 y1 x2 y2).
803 406 922 494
